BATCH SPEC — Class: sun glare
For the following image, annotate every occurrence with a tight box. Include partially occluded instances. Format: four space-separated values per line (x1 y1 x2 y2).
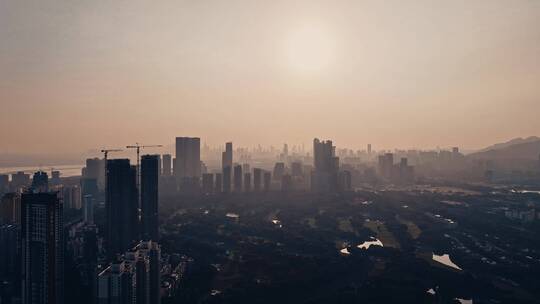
285 25 336 74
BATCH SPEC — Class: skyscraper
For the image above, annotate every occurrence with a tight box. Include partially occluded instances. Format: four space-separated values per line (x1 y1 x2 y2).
175 137 201 191
202 173 214 194
141 155 159 241
98 241 161 304
222 166 232 193
97 261 136 304
222 142 233 170
233 165 242 192
378 153 394 180
253 168 262 192
81 177 98 201
281 174 292 192
62 185 81 209
85 158 106 191
338 171 352 191
134 241 161 304
312 138 339 192
272 163 285 181
291 162 303 177
263 171 271 192
31 171 48 192
21 192 64 304
0 174 8 193
0 223 20 283
162 154 172 176
83 194 94 225
11 171 30 191
175 137 201 178
106 159 139 260
51 171 61 186
0 192 21 224
214 173 222 193
243 173 251 192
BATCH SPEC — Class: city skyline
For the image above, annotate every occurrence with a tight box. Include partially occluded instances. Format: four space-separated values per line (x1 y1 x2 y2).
2 0 540 154
2 1 540 303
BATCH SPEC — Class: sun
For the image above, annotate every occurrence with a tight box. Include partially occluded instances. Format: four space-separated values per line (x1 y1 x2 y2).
284 25 336 74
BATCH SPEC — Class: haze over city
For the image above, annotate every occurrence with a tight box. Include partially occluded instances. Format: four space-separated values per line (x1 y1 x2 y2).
1 1 540 304
2 0 540 155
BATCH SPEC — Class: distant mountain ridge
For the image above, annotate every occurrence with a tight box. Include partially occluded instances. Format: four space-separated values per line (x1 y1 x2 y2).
468 137 540 160
476 136 540 153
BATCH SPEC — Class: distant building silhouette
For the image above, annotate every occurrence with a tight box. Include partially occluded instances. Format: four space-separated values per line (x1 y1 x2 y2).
253 168 262 192
62 185 81 209
263 171 271 192
233 165 242 192
83 194 94 225
50 170 60 186
338 171 352 191
11 171 30 191
222 166 232 193
273 162 285 181
378 153 394 180
243 173 251 192
31 171 48 192
214 173 222 193
281 174 292 191
162 154 172 176
222 142 233 170
291 161 303 177
312 138 339 192
202 173 214 194
81 177 98 202
84 158 106 191
174 137 201 191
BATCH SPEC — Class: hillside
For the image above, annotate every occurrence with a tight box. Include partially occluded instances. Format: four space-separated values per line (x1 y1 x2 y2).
468 139 540 160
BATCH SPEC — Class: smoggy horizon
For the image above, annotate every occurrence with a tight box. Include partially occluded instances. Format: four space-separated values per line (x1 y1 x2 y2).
2 0 540 155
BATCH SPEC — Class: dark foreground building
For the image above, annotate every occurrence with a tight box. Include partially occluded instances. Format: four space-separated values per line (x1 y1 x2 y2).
141 155 159 241
21 192 64 304
106 159 138 260
98 241 161 304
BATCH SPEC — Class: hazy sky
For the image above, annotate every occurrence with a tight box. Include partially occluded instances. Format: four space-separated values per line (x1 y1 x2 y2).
1 0 539 154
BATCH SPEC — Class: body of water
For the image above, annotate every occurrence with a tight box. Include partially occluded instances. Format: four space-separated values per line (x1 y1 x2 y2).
432 253 462 270
0 164 84 178
512 189 540 194
357 238 384 250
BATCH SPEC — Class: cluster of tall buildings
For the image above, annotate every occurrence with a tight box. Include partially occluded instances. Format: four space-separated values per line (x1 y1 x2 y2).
0 171 66 304
377 153 415 183
105 155 160 259
98 241 161 304
0 152 162 304
0 135 432 304
170 137 353 194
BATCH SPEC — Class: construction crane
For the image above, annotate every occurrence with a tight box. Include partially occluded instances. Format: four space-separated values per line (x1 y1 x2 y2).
125 143 163 191
100 149 123 195
100 149 123 161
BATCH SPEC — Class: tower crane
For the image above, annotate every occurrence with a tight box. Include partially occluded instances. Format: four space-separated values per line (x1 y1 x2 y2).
100 149 123 195
100 149 123 161
126 143 163 191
